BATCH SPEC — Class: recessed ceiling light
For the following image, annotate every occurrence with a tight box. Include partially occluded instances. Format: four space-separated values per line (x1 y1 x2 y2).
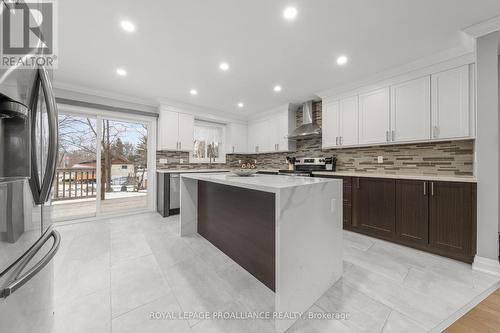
120 20 135 32
116 68 127 77
219 62 229 71
336 55 348 66
273 85 282 92
283 7 297 20
237 102 244 108
190 89 198 96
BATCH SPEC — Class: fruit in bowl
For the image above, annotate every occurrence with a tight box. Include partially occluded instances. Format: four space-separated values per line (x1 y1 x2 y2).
233 163 258 176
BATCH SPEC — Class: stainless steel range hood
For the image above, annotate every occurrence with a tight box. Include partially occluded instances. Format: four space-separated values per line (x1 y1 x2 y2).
287 100 321 140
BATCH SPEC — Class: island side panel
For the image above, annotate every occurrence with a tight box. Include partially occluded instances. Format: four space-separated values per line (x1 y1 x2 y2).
275 180 343 333
180 176 198 236
197 180 276 291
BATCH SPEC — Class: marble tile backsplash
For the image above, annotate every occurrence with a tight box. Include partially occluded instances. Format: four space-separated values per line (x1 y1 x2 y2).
157 101 474 176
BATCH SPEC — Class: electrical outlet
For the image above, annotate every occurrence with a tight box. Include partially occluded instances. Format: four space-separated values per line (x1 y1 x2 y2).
331 198 337 213
179 158 184 164
159 158 168 164
377 156 384 164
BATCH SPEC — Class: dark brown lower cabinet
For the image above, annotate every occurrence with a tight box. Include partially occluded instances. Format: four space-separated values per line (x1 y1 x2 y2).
429 181 475 262
314 174 477 263
396 180 429 246
352 177 396 238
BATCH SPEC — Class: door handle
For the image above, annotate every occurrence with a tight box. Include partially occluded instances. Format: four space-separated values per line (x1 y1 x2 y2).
232 146 235 153
431 182 435 196
392 130 395 141
179 141 181 150
28 67 59 205
336 137 339 145
386 131 389 142
0 227 60 298
423 181 427 196
340 136 343 145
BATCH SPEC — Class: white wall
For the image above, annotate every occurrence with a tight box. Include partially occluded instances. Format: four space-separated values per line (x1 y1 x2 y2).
475 32 500 262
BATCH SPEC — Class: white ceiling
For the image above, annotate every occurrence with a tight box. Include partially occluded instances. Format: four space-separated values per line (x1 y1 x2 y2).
55 0 500 116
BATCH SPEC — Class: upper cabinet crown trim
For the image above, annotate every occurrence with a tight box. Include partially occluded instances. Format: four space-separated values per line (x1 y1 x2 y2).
319 53 474 101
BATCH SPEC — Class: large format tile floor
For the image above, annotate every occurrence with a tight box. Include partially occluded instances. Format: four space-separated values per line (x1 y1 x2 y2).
48 212 500 333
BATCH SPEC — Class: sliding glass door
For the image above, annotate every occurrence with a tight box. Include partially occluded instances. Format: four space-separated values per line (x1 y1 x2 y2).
52 105 155 222
99 118 149 214
52 114 98 221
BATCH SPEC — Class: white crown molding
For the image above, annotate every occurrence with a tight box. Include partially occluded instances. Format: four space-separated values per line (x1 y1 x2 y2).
158 98 247 123
463 15 500 38
473 256 500 277
317 47 474 100
53 81 158 109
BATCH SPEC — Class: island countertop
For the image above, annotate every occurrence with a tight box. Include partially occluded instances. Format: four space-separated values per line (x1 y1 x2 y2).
181 173 338 193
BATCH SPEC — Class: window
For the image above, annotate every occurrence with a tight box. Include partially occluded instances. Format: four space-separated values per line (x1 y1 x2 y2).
191 121 226 163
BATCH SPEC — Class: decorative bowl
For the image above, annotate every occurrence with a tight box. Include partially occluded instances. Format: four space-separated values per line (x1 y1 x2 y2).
232 169 258 177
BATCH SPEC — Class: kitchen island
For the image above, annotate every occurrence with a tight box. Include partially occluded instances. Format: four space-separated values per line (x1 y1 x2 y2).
179 173 343 333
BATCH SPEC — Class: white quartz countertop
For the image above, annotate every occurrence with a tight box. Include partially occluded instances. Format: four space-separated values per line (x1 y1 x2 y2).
157 169 231 174
312 171 477 183
181 173 339 193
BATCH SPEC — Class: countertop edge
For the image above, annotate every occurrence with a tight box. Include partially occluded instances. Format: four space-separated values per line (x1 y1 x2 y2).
312 171 477 183
180 173 340 193
156 169 231 174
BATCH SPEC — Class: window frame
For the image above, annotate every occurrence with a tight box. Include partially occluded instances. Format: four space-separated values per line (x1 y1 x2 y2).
190 120 227 164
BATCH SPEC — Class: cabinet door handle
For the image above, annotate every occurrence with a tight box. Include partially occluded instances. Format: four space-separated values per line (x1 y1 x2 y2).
340 136 343 145
335 137 339 145
386 131 389 142
276 143 279 151
232 146 235 153
392 130 395 141
179 142 181 150
423 181 427 196
431 182 435 196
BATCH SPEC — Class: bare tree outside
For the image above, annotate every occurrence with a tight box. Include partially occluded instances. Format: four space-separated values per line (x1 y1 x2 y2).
55 115 148 203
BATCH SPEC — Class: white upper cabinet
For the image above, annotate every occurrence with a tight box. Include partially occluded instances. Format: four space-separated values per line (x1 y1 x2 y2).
322 97 358 147
157 109 194 151
322 100 340 148
226 123 247 154
390 76 431 142
247 105 295 154
431 65 470 140
178 113 194 151
358 88 390 145
158 109 179 150
339 96 359 146
275 111 291 152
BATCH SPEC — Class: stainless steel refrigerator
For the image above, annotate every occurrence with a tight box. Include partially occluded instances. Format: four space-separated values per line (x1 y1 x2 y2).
0 24 60 333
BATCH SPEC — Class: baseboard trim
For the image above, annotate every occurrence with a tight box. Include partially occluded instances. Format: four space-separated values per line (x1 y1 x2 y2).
472 256 500 277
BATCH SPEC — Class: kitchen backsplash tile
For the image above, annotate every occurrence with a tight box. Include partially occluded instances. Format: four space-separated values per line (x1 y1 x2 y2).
157 101 474 176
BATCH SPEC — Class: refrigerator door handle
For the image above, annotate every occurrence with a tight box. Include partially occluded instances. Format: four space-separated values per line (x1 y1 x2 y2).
38 67 58 204
0 227 61 299
28 67 58 205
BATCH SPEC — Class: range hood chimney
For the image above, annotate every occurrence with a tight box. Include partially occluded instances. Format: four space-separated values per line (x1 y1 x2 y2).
287 101 321 140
